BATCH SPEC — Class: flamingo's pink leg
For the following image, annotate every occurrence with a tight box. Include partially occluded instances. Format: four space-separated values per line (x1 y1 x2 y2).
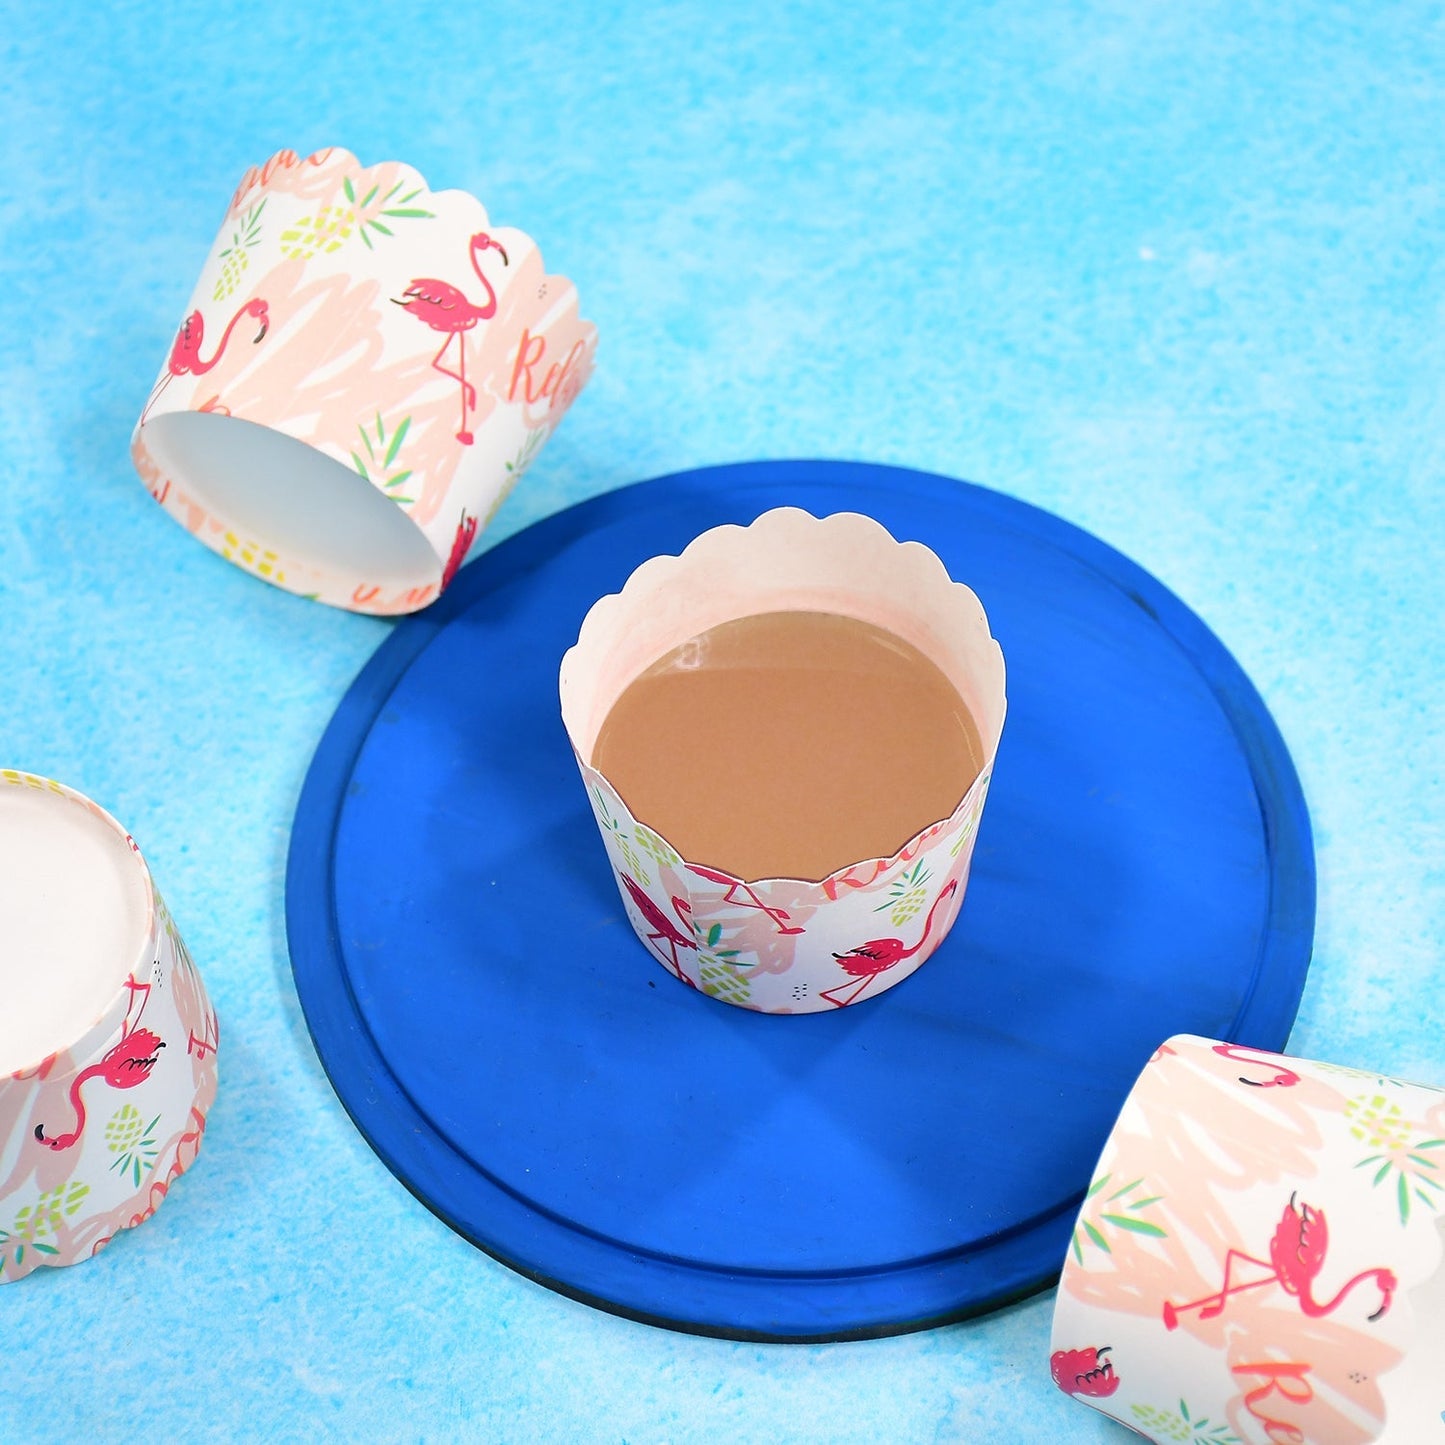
725 882 804 935
819 974 877 1009
456 336 473 444
646 929 684 980
188 1018 219 1061
1163 1251 1276 1329
691 868 804 935
429 336 476 443
122 976 153 1032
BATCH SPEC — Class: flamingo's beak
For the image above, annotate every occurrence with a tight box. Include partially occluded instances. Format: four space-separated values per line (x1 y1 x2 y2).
254 322 268 343
496 243 510 266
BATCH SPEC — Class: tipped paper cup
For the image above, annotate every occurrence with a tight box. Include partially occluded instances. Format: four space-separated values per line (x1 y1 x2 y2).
559 507 1006 1014
0 772 219 1280
1051 1034 1445 1443
132 146 597 614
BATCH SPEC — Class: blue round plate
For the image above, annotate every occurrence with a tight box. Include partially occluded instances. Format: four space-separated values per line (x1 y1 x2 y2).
286 461 1314 1341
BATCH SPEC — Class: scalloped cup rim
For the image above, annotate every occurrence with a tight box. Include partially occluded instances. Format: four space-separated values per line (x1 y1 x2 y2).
226 145 594 332
560 506 1007 890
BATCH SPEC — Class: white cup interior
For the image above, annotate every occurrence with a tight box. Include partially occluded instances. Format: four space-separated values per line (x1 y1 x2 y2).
144 412 442 593
0 787 151 1075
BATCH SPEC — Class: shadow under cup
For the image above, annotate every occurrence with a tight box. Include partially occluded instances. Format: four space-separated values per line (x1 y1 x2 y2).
1051 1033 1445 1444
558 507 1007 1015
0 773 218 1281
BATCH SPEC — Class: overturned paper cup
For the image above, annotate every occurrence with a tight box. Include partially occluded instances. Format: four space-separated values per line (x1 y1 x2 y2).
132 146 597 615
559 508 1006 1014
1051 1034 1445 1444
0 771 219 1281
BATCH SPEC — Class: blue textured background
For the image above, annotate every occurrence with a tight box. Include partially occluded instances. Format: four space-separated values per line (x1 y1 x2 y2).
0 3 1440 1441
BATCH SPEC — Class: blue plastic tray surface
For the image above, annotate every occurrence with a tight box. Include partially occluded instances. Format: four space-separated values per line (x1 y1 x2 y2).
286 460 1315 1340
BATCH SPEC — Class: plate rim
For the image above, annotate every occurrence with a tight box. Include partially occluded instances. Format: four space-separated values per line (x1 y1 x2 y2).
285 459 1316 1341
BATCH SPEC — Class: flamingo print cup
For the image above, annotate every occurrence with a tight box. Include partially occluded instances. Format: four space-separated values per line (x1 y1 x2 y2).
0 772 219 1283
1051 1033 1445 1444
558 507 1006 1015
132 146 596 615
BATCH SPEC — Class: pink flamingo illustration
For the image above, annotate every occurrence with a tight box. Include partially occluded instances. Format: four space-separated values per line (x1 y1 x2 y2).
185 994 220 1062
140 298 270 424
687 864 804 935
1212 1042 1300 1088
34 1027 166 1152
620 872 697 987
394 231 509 444
1163 1193 1397 1329
1051 1345 1120 1399
821 879 958 1008
441 510 479 591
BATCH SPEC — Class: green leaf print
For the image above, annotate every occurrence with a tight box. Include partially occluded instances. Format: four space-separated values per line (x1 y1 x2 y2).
384 416 410 466
875 860 931 926
1129 1401 1240 1444
1349 1097 1444 1225
279 176 433 262
590 790 651 884
106 1105 160 1187
351 415 417 503
1072 1173 1168 1263
213 198 267 301
1 1180 91 1273
1101 1213 1167 1238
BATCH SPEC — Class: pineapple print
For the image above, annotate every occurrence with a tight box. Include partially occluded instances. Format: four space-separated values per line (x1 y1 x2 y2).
694 922 751 1004
106 1104 161 1188
0 1181 89 1275
279 175 433 261
1348 1093 1445 1223
1129 1401 1238 1444
876 860 930 927
592 787 649 884
221 532 286 584
105 1103 146 1153
279 201 356 260
699 961 752 1005
213 199 266 301
1348 1094 1415 1152
633 825 680 868
950 773 990 857
478 427 550 531
504 425 547 485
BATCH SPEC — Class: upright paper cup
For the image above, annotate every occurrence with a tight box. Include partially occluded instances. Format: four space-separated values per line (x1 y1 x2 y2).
0 772 219 1281
132 146 597 615
1051 1034 1445 1443
559 508 1006 1014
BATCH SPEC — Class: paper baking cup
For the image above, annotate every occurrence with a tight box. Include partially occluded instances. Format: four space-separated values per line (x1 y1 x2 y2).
559 507 1006 1014
1051 1034 1445 1444
132 146 597 614
0 772 219 1281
